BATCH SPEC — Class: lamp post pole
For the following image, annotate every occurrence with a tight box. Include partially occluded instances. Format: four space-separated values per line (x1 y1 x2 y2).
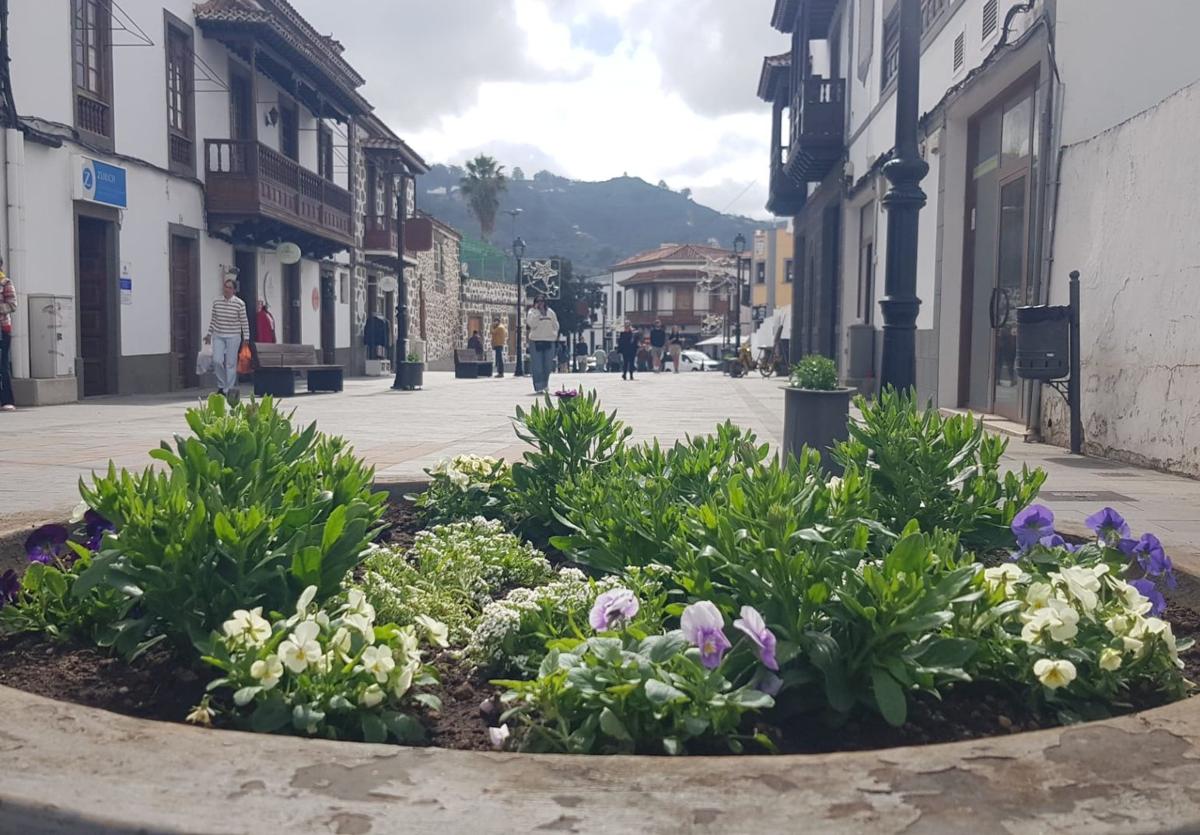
879 0 929 393
733 233 747 354
391 171 412 390
513 237 526 377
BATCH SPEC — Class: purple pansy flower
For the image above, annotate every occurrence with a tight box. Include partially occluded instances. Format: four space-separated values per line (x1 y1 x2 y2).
1130 578 1166 617
1086 507 1131 546
732 606 779 671
0 569 20 608
588 588 639 632
24 524 70 565
1133 533 1177 589
82 510 115 553
1012 504 1055 551
681 601 732 670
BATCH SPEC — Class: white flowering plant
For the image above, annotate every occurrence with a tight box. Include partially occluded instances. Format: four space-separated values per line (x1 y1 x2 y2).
353 518 554 644
197 586 447 743
412 454 512 525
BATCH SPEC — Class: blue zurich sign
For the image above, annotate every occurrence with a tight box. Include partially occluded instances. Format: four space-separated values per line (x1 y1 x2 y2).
78 157 127 208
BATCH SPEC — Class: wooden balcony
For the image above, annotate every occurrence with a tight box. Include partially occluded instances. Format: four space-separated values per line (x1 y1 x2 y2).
785 77 846 183
205 140 354 254
767 162 808 217
626 309 703 328
363 215 398 254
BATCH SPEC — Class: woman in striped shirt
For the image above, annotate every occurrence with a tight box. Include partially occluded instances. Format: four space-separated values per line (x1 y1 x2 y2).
205 279 249 395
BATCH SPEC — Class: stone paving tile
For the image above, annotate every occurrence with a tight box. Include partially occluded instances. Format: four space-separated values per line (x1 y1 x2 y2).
1 371 1198 574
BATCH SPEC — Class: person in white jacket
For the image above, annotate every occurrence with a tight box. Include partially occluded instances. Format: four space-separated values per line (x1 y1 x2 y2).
525 295 560 394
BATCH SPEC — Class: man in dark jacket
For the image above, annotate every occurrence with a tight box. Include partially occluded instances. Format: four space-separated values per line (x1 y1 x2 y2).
617 323 638 381
649 319 667 372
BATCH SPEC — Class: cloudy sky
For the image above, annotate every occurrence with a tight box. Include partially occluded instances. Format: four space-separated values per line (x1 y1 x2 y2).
291 0 786 219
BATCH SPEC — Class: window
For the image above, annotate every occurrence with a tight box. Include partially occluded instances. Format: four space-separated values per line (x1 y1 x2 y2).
756 261 767 284
982 0 999 39
339 273 349 303
921 0 948 30
164 15 195 174
784 259 794 283
279 101 299 162
953 32 965 72
857 203 876 323
616 293 622 317
317 124 335 181
881 8 900 89
73 0 113 141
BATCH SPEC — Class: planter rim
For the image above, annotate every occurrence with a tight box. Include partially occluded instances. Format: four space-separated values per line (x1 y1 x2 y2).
781 385 856 394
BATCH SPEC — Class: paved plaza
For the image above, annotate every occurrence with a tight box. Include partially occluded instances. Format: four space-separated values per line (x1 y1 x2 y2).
2 371 1199 571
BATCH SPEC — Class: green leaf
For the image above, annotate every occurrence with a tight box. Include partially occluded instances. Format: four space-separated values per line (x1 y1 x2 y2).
640 632 688 664
290 546 323 587
249 695 292 732
644 678 687 706
872 667 908 727
885 533 927 575
360 713 387 744
385 712 427 743
321 504 347 552
914 637 977 669
728 688 774 710
598 707 632 742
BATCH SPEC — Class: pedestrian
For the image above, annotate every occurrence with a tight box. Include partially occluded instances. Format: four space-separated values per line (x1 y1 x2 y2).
525 295 559 394
467 330 484 358
256 300 277 344
0 257 17 411
668 328 683 373
637 338 651 373
649 318 667 372
617 322 638 380
205 278 249 397
556 340 569 373
490 318 507 377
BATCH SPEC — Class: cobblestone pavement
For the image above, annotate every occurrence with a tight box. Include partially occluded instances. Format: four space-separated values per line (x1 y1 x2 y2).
2 370 1198 571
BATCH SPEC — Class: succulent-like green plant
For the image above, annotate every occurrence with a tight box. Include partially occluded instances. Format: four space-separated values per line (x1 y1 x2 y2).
789 355 839 390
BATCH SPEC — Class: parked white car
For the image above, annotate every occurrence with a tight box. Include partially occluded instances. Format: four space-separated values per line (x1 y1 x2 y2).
680 350 722 371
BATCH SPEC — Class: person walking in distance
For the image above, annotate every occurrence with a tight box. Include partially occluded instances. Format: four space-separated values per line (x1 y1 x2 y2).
490 318 508 377
525 295 560 394
668 328 683 373
617 322 638 381
205 278 249 397
0 258 17 411
649 318 667 372
467 330 484 358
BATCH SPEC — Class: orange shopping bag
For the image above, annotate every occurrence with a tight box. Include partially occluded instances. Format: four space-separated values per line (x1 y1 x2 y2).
236 341 254 375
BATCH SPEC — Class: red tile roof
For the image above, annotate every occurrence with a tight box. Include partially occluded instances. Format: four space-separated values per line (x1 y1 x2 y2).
613 243 732 269
618 269 706 287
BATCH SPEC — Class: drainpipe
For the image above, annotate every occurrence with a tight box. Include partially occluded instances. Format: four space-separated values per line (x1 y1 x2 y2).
4 125 27 379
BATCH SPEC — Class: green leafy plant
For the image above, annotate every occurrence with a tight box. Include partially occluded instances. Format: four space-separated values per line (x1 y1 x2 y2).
508 389 631 539
0 555 123 641
197 586 443 743
73 395 386 658
832 388 1046 552
790 354 839 390
355 518 553 644
411 454 512 525
406 352 422 363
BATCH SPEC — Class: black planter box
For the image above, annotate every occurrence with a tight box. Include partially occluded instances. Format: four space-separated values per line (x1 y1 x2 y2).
782 386 854 468
394 362 424 391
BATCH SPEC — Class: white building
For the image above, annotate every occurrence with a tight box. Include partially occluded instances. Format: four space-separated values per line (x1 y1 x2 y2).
760 0 1200 472
0 0 426 404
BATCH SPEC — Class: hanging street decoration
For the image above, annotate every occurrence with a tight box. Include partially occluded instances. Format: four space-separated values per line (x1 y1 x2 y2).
521 259 562 300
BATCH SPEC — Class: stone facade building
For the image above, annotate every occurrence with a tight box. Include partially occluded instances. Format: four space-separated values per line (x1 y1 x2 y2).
409 215 462 371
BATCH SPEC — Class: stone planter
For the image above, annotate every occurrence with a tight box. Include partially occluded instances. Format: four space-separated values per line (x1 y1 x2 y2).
394 362 424 391
782 386 854 466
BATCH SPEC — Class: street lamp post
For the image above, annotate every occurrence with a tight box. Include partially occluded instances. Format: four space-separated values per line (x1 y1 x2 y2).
879 0 929 393
512 237 526 377
390 172 413 391
733 233 747 352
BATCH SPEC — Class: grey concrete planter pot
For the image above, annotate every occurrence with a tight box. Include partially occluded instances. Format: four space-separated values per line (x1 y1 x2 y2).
395 362 424 391
782 386 854 466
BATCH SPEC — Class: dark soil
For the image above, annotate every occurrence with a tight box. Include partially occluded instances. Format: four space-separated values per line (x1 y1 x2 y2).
1 498 1197 755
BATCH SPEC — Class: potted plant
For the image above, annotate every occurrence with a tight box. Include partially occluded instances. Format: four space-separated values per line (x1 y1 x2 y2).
782 354 854 467
395 352 424 391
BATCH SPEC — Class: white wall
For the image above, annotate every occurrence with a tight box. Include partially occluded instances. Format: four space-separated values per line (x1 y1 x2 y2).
1056 0 1200 146
1042 80 1200 475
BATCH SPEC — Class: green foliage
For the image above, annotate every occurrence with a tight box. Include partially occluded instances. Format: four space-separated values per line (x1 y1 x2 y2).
73 395 386 658
199 588 442 743
833 388 1046 552
405 353 422 363
355 518 553 644
411 454 512 526
494 631 774 755
465 566 669 676
0 551 124 643
508 389 631 539
790 354 839 391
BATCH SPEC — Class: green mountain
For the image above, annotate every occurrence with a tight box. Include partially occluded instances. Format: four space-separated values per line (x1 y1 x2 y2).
417 165 763 276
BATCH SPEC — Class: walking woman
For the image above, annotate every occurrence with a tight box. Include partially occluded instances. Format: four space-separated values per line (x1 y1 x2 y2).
0 257 17 411
668 328 683 373
205 278 249 397
617 322 638 381
525 295 560 394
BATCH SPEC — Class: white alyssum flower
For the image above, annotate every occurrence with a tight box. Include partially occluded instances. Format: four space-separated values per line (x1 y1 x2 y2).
359 683 385 708
222 607 273 648
1098 647 1123 671
414 614 449 648
279 620 323 673
1033 658 1077 689
250 654 284 689
359 645 397 683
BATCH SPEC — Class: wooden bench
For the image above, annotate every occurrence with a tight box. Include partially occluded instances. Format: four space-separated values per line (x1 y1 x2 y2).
253 343 344 397
454 349 493 379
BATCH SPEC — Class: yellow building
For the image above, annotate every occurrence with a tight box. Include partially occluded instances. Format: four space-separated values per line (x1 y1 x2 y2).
750 225 794 324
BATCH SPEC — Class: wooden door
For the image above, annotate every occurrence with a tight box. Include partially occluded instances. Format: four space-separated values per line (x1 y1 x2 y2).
319 270 336 363
77 217 112 396
283 262 301 343
675 285 694 322
234 249 258 342
169 235 198 389
229 68 254 145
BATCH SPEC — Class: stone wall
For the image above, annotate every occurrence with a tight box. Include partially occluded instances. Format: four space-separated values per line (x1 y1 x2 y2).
462 278 520 364
411 227 462 369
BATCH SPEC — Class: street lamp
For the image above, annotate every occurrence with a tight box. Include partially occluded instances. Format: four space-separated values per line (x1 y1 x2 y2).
512 236 527 377
733 233 747 353
391 171 414 391
879 0 929 392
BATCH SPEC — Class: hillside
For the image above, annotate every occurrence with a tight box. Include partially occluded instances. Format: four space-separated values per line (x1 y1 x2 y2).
417 165 763 275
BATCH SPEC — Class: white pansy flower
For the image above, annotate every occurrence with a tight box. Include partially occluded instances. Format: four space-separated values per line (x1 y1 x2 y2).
222 607 273 648
1098 648 1123 671
1122 635 1147 657
250 654 284 689
1106 613 1136 636
279 620 323 673
1133 617 1179 662
1033 658 1077 689
359 684 385 708
1020 597 1079 644
398 626 420 660
185 703 215 727
343 612 375 644
391 660 417 699
1117 583 1154 617
346 589 377 622
70 501 90 523
487 724 511 749
294 585 318 618
1024 581 1054 610
1050 566 1103 613
984 564 1027 596
360 645 396 683
448 469 470 491
329 627 353 659
414 615 449 649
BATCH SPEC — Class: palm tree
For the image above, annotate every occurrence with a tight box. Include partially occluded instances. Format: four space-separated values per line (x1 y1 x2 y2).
459 155 508 241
